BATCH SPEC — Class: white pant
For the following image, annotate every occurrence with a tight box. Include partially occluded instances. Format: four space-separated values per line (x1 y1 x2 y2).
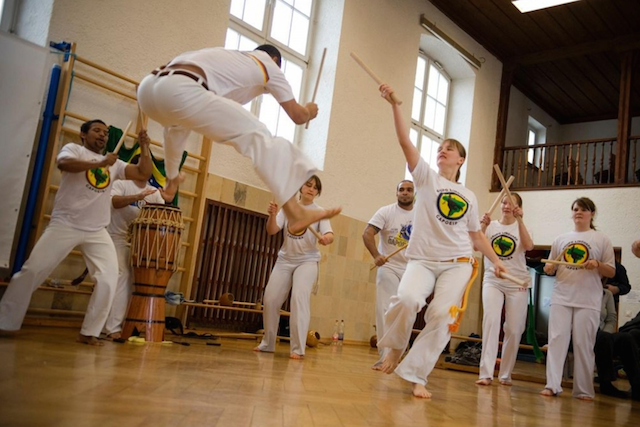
375 266 403 359
545 304 599 398
257 259 317 356
103 241 131 335
137 74 316 205
377 259 472 386
0 223 118 337
478 284 528 381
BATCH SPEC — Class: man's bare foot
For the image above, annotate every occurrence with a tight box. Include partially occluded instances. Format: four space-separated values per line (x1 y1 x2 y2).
412 383 432 399
104 332 121 341
476 378 492 386
500 380 512 386
371 361 384 371
284 200 341 235
253 346 273 353
540 388 556 397
77 334 104 346
290 353 304 360
577 395 593 401
159 172 186 202
379 348 403 374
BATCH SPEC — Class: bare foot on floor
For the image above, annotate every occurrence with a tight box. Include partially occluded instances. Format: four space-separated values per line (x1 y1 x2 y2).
290 354 304 360
286 205 342 235
500 380 512 386
577 395 593 401
412 383 432 399
159 172 186 202
476 378 492 386
371 362 384 371
379 348 403 374
77 334 104 346
540 388 556 397
104 332 121 341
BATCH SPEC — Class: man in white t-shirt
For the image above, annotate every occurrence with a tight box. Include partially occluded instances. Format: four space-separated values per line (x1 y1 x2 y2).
137 44 340 235
0 120 153 345
103 163 169 340
363 180 414 369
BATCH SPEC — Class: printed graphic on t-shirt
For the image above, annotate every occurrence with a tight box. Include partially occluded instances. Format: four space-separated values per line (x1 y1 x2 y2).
492 234 516 258
287 226 307 240
86 167 110 191
436 190 469 224
561 242 590 268
389 223 412 247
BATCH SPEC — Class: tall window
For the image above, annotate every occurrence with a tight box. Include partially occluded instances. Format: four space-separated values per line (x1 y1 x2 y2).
407 54 450 179
226 0 314 142
527 128 537 164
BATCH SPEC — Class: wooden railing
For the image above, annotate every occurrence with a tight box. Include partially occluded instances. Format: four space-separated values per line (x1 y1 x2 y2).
501 136 640 190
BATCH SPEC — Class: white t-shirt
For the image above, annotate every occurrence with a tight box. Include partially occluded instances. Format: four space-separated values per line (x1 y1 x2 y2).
483 220 532 288
549 229 615 311
107 180 165 244
406 158 481 261
368 203 414 273
50 143 127 232
276 202 332 263
169 48 295 105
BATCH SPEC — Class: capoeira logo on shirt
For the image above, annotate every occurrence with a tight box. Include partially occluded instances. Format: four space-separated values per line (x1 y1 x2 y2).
492 233 516 259
391 223 413 247
286 222 308 240
86 167 110 191
436 191 469 224
561 242 590 269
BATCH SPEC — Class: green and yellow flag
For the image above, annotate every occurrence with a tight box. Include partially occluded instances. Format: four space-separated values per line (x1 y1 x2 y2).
105 126 188 205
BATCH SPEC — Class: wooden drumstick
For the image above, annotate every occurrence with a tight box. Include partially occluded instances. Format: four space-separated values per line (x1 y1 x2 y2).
493 164 516 211
113 121 133 154
308 227 323 241
305 48 327 130
499 272 527 287
370 244 408 270
350 52 402 105
487 175 515 216
541 259 586 268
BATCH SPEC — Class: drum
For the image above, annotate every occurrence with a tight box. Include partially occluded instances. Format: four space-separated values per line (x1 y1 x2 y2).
121 204 184 342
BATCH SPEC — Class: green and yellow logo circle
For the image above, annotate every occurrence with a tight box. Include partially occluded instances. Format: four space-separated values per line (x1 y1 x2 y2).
562 243 589 265
437 192 468 220
492 235 516 257
86 167 111 189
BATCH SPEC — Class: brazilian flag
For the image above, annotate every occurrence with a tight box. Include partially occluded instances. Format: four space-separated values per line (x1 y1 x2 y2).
104 126 188 205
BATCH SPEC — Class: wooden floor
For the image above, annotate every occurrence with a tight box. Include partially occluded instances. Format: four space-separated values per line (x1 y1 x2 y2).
1 327 638 427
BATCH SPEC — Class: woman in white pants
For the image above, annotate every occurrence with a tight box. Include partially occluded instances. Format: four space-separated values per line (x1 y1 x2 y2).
541 197 615 400
375 84 507 399
476 193 534 386
254 175 333 359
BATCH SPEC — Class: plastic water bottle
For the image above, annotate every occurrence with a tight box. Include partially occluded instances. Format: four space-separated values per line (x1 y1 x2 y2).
338 319 345 344
332 320 339 345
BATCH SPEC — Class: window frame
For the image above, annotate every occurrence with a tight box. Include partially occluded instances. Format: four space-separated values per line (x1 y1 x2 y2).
407 53 452 178
227 0 316 143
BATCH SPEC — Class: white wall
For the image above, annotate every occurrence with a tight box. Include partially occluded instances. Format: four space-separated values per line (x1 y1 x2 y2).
560 117 640 141
505 86 560 147
13 0 53 46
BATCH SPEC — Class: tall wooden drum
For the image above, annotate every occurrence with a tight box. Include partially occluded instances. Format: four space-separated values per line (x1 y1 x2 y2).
121 203 184 341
